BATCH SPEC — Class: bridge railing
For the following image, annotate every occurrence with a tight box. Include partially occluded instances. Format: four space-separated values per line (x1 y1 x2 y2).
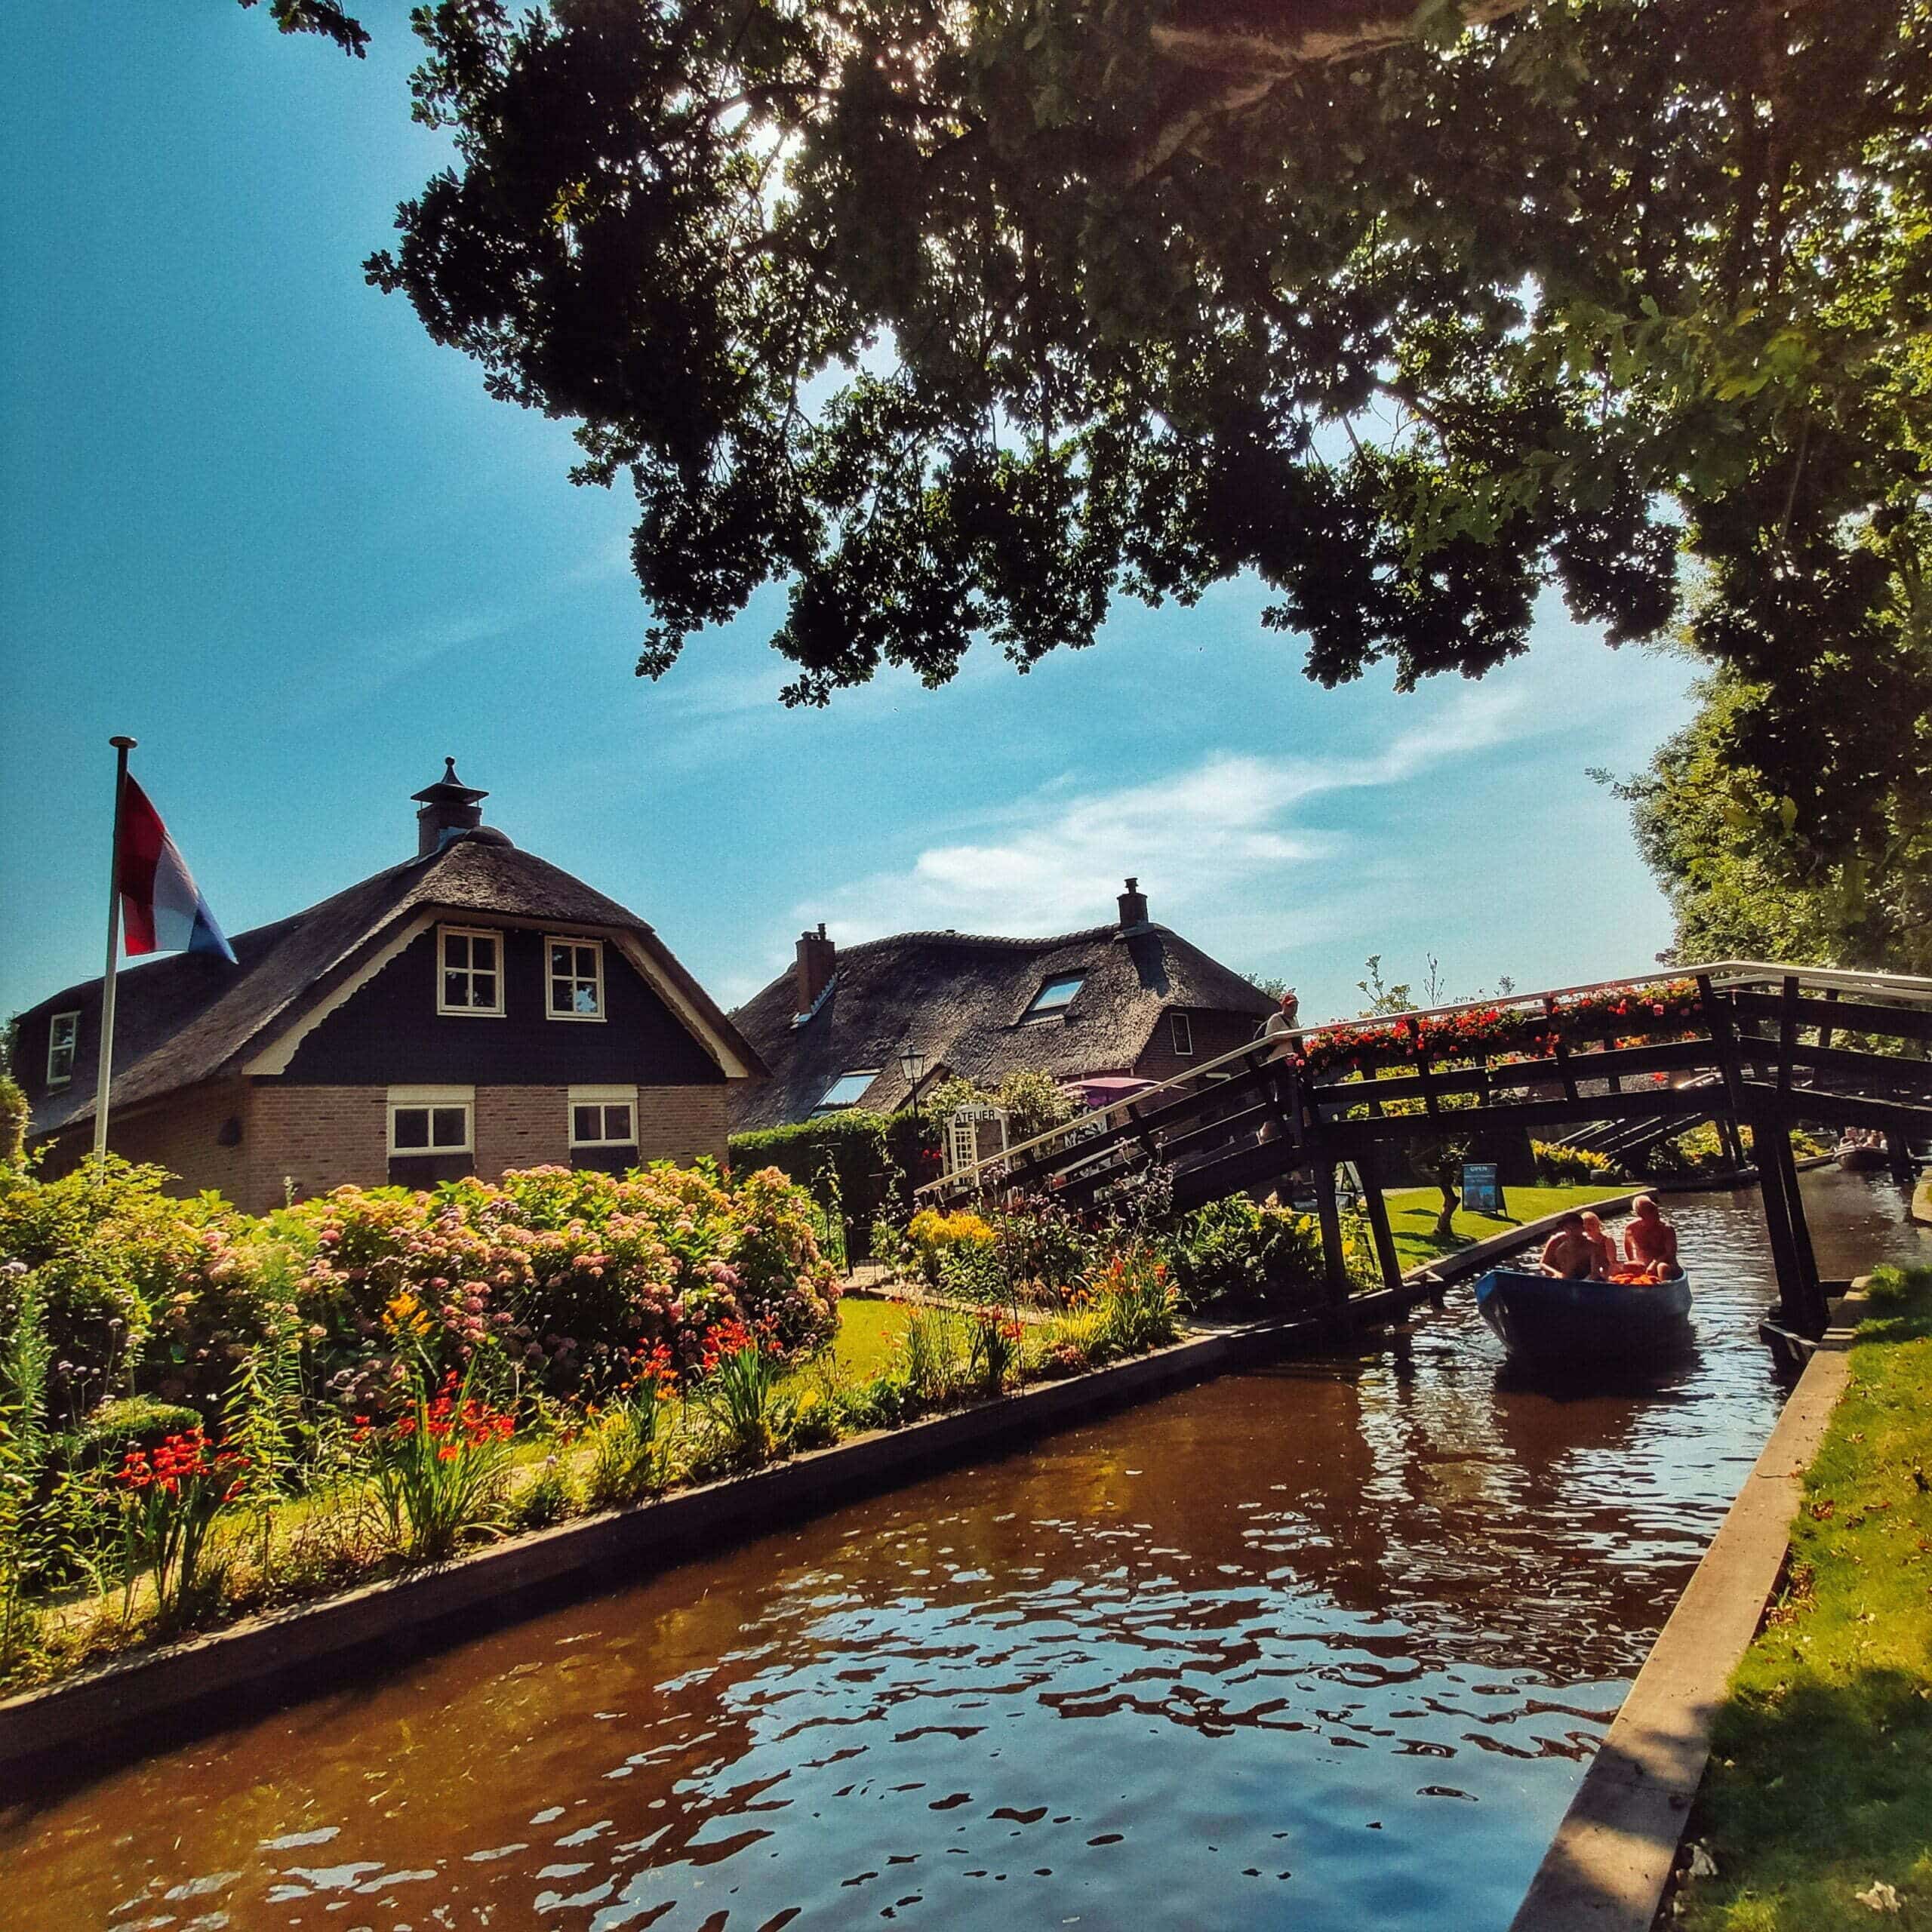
916 958 1932 1208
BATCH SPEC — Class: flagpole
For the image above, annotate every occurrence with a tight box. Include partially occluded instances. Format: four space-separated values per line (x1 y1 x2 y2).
93 735 137 1175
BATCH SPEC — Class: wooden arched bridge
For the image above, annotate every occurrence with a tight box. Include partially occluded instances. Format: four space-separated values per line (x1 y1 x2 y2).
919 962 1932 1342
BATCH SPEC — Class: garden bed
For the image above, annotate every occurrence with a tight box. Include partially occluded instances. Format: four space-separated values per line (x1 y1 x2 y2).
0 1305 1328 1788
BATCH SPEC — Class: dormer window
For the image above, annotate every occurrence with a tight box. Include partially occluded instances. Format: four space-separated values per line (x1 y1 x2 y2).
438 926 503 1016
1170 1011 1194 1056
1021 973 1084 1020
46 1011 79 1088
814 1069 879 1114
546 938 605 1020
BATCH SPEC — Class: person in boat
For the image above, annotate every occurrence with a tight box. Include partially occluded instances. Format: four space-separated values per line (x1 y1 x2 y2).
1623 1195 1681 1280
1579 1210 1618 1278
1540 1213 1596 1279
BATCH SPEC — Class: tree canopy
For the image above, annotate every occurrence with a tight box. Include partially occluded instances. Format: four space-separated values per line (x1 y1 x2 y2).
368 0 1932 875
1620 643 1932 975
238 0 369 58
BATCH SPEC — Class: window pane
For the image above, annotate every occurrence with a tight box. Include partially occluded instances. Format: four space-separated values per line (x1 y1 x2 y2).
550 943 570 976
551 978 573 1014
572 1105 600 1144
573 984 600 1014
575 946 596 978
393 1107 429 1149
445 932 469 968
471 974 497 1009
473 934 497 971
431 1106 467 1148
605 1105 633 1141
445 971 469 1007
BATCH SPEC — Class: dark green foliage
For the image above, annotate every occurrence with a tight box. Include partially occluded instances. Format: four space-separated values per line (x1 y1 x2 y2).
237 0 368 59
730 1108 937 1238
368 1 1932 841
1620 651 1932 975
1164 1196 1324 1310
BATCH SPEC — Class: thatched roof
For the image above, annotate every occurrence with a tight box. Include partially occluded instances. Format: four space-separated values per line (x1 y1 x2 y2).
23 832 761 1138
730 920 1275 1131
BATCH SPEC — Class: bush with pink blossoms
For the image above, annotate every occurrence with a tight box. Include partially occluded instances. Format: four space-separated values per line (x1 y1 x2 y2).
285 1162 838 1406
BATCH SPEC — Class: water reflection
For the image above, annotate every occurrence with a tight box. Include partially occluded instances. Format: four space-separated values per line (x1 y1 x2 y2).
5 1172 1925 1931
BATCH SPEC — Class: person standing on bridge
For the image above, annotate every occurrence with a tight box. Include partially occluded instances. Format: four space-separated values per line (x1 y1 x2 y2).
1623 1197 1681 1280
1261 988 1300 1044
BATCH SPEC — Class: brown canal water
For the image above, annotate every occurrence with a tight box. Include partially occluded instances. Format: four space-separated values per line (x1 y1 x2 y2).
7 1171 1929 1932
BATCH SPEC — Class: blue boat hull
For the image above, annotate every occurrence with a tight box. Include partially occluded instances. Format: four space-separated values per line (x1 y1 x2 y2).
1475 1267 1694 1370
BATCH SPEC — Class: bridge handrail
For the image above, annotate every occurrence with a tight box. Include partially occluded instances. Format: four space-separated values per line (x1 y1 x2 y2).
915 958 1932 1203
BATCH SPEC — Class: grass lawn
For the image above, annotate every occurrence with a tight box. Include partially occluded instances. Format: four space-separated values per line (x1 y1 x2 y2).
1380 1181 1637 1275
828 1296 912 1380
1675 1265 1932 1930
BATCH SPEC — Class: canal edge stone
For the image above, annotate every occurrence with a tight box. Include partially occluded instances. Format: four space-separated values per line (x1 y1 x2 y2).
1505 1293 1860 1932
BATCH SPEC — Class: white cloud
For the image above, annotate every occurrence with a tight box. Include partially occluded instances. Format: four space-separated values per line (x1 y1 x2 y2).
811 685 1534 943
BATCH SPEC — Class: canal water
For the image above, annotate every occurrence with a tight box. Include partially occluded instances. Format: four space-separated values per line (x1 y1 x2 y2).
7 1171 1928 1932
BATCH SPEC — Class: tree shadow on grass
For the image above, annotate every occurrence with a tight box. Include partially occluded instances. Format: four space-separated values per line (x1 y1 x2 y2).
1678 1666 1932 1930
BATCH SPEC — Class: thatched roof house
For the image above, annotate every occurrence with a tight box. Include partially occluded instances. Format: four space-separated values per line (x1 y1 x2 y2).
730 880 1277 1131
15 763 761 1206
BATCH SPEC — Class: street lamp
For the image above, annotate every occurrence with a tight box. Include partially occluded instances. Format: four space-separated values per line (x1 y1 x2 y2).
899 1047 928 1162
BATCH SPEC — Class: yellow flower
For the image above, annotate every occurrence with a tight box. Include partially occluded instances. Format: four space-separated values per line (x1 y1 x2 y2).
382 1290 432 1341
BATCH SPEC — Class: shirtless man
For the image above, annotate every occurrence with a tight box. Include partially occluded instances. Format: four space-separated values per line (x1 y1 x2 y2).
1579 1211 1617 1278
1623 1195 1681 1279
1540 1214 1595 1280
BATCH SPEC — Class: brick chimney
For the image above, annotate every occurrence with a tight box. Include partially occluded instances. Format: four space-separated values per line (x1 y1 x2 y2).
1117 876 1149 929
795 923 836 1016
411 757 488 857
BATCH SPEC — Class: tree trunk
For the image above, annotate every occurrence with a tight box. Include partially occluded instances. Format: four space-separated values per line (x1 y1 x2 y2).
1434 1184 1457 1240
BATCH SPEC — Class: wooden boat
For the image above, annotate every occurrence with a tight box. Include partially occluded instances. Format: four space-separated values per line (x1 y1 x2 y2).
1835 1138 1888 1171
1475 1266 1694 1370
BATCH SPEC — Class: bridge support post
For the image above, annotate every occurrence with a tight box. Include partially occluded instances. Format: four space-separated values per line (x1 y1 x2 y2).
1311 1156 1352 1315
1752 1109 1827 1337
1355 1143 1405 1297
1887 1130 1916 1187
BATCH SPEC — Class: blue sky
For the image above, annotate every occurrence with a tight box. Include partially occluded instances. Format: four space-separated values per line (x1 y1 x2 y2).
0 0 1700 1032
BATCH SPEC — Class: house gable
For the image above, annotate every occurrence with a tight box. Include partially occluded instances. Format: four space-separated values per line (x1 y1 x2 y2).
278 922 726 1088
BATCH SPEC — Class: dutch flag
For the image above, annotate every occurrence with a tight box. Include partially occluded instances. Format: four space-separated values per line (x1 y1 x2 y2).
118 776 237 963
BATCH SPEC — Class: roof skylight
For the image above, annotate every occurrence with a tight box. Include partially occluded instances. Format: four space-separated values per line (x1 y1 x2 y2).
814 1069 880 1113
1021 973 1085 1020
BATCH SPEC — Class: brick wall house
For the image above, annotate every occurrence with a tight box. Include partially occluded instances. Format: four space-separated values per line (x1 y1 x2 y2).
16 763 762 1208
730 879 1278 1131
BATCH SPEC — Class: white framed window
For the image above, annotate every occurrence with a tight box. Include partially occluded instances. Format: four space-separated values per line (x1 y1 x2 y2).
438 926 504 1017
814 1069 879 1114
46 1011 79 1088
570 1084 638 1148
1170 1011 1194 1056
546 937 606 1020
388 1085 474 1155
1021 973 1084 1020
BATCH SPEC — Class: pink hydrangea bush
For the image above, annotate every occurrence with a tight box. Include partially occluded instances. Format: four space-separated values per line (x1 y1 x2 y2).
288 1163 838 1405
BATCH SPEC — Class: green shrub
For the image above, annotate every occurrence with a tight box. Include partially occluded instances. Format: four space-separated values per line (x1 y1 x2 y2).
75 1395 202 1468
1164 1196 1324 1309
0 1160 252 1423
